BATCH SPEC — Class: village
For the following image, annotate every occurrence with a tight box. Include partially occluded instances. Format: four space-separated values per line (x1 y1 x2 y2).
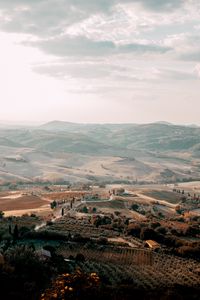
0 182 200 299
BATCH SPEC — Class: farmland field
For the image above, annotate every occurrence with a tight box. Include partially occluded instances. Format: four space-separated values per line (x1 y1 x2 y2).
56 243 200 289
142 190 182 204
0 192 49 211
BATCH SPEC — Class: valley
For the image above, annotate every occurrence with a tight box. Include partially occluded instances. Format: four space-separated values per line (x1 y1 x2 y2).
0 122 200 299
0 121 200 185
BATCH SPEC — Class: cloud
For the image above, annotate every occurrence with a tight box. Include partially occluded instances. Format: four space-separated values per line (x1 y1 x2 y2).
194 64 200 77
0 0 184 11
0 0 186 38
34 61 112 79
34 60 149 82
27 35 171 58
1 0 200 126
134 0 183 12
34 59 196 84
0 1 85 36
155 68 199 81
29 36 115 57
164 33 200 61
0 0 118 37
120 42 171 53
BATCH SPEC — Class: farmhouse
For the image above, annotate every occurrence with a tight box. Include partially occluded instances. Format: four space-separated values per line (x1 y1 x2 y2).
35 249 52 260
112 188 125 196
83 194 99 201
145 240 160 250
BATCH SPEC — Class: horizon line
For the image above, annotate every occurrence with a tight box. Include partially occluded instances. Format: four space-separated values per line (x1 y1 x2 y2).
0 119 199 127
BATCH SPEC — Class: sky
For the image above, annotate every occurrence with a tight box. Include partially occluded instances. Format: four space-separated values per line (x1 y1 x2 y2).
0 0 200 125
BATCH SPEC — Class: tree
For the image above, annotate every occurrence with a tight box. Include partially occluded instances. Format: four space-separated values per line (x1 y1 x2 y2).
150 222 161 229
140 227 158 241
0 211 4 219
131 204 139 211
156 226 167 235
127 223 141 238
93 216 101 228
50 200 57 210
19 226 31 238
8 224 12 235
82 206 88 213
4 245 52 299
76 253 85 262
13 224 19 240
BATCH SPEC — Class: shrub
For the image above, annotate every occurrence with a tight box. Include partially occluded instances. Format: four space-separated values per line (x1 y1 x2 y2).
82 206 88 213
131 204 139 211
46 221 53 226
150 222 161 229
0 211 4 219
41 270 100 299
24 230 67 241
19 226 31 238
1 245 52 299
96 237 108 245
76 253 85 262
127 224 141 238
140 227 158 241
156 226 167 235
177 245 200 258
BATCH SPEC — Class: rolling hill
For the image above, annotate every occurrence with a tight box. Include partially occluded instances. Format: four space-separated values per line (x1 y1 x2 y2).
0 121 200 184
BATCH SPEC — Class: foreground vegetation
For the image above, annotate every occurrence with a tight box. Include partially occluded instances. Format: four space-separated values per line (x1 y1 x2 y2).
0 183 200 299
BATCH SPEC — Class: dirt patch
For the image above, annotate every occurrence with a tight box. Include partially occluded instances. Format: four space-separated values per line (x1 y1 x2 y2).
0 194 49 211
108 237 138 248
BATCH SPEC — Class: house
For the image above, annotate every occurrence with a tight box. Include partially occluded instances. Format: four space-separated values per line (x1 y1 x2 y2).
145 240 160 250
35 249 52 260
112 188 125 196
83 194 99 202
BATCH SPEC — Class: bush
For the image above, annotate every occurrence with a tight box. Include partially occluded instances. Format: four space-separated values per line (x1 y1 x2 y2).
0 245 52 299
43 245 56 254
0 211 4 219
127 224 141 238
41 270 100 299
24 230 67 241
150 222 161 229
140 227 158 241
82 206 88 213
177 245 200 258
163 235 185 248
76 253 85 262
30 214 37 218
72 234 90 243
156 226 167 235
131 204 139 211
184 225 200 236
46 221 53 226
96 237 108 245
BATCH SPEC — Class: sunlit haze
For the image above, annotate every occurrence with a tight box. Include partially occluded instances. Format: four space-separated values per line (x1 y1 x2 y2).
0 0 200 124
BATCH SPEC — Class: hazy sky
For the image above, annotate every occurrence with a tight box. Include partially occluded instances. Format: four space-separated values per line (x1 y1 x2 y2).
0 0 200 124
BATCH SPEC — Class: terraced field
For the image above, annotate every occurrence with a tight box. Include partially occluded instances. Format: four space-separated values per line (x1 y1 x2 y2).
57 244 200 289
45 217 120 238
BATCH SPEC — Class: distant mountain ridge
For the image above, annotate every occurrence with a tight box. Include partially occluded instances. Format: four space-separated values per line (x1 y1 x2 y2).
0 121 200 184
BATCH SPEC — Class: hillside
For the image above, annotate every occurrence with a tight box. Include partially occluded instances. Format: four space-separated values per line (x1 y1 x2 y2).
0 122 200 184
